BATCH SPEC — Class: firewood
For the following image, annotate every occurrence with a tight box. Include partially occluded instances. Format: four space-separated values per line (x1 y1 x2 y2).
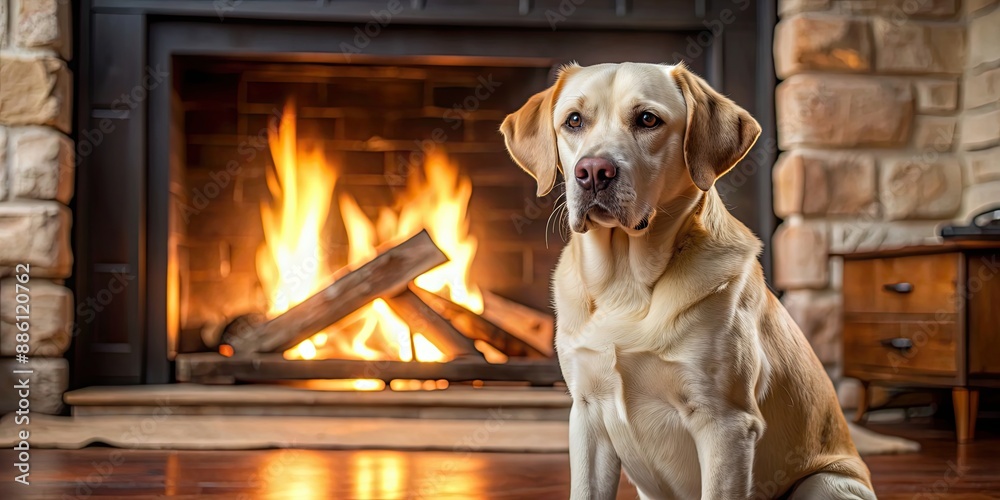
222 230 447 355
411 286 546 358
176 353 564 386
217 313 267 354
383 289 485 361
481 291 555 356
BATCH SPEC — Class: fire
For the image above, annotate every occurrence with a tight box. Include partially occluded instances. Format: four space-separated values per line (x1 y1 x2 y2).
389 151 483 314
256 102 483 373
256 103 337 317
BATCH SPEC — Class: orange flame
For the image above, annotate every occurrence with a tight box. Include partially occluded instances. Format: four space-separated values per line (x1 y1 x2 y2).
256 103 337 363
258 102 484 373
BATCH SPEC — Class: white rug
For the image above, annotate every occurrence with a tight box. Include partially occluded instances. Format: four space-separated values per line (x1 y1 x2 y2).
848 421 920 455
0 413 918 455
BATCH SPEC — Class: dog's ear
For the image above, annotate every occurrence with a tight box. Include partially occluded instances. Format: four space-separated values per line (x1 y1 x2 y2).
501 65 576 197
672 64 761 191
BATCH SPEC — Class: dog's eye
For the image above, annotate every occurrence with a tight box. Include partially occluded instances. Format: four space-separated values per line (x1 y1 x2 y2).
637 112 661 128
565 112 583 129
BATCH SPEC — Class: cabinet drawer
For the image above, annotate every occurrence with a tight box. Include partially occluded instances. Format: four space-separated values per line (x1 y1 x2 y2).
843 320 957 376
843 253 960 314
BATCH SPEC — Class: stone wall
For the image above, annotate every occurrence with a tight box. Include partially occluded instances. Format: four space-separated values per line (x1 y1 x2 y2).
773 0 1000 405
0 0 73 415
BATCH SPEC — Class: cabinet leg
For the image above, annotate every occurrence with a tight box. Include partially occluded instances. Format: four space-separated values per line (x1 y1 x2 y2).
854 381 870 424
953 387 980 444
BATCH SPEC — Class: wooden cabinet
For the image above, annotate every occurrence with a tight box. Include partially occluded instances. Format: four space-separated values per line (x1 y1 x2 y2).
840 242 1000 443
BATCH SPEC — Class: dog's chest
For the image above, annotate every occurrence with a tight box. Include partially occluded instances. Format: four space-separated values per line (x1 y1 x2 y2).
561 331 704 498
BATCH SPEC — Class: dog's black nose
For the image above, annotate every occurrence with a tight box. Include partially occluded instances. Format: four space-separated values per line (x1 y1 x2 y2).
574 157 616 192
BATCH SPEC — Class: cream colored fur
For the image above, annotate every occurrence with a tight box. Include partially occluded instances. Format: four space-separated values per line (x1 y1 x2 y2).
501 63 876 499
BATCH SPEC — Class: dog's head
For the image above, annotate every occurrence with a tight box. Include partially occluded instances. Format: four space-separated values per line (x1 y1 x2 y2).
501 62 760 234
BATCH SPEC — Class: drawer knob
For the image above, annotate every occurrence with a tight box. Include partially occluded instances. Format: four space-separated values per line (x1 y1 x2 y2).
883 282 913 294
881 337 914 350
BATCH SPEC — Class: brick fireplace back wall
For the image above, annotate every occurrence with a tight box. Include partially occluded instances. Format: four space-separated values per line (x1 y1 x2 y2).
175 61 557 338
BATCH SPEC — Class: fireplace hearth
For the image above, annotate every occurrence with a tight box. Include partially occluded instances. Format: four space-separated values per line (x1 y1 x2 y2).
72 0 775 387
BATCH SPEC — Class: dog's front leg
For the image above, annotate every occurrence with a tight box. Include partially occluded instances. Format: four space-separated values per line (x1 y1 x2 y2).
569 399 621 500
690 411 763 500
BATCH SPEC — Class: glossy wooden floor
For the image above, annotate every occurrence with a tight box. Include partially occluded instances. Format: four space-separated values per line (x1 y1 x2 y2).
1 418 997 499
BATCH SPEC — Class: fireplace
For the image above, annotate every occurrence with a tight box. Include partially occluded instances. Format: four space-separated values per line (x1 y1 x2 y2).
71 0 775 386
174 60 553 335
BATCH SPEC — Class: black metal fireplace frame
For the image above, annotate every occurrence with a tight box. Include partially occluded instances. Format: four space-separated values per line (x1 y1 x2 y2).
74 0 776 386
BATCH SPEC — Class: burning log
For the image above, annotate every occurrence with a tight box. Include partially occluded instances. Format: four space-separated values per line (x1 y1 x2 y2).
176 353 564 386
383 289 485 361
222 230 447 355
482 291 555 357
412 286 545 358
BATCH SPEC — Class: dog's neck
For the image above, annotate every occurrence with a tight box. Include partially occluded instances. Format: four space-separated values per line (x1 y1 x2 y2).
570 184 761 312
572 184 708 299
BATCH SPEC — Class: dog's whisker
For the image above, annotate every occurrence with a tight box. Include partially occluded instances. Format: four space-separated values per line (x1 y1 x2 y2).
556 203 570 242
546 200 568 249
561 205 571 242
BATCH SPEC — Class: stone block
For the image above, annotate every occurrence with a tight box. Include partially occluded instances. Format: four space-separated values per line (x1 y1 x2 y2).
11 0 71 59
880 0 958 17
912 116 956 151
966 0 999 14
0 54 71 133
964 66 1000 110
969 6 1000 67
880 157 962 220
962 180 1000 221
0 278 72 357
0 357 68 414
0 200 72 278
0 0 7 48
914 79 958 113
779 0 831 17
829 0 878 14
773 150 876 217
8 127 74 203
828 220 942 254
966 146 1000 183
0 127 7 202
782 289 842 365
832 0 959 17
774 15 871 78
961 108 1000 151
776 75 913 148
773 219 829 290
873 18 965 74
829 255 844 291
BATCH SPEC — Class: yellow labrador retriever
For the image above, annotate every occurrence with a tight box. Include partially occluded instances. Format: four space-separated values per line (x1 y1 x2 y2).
501 62 876 500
